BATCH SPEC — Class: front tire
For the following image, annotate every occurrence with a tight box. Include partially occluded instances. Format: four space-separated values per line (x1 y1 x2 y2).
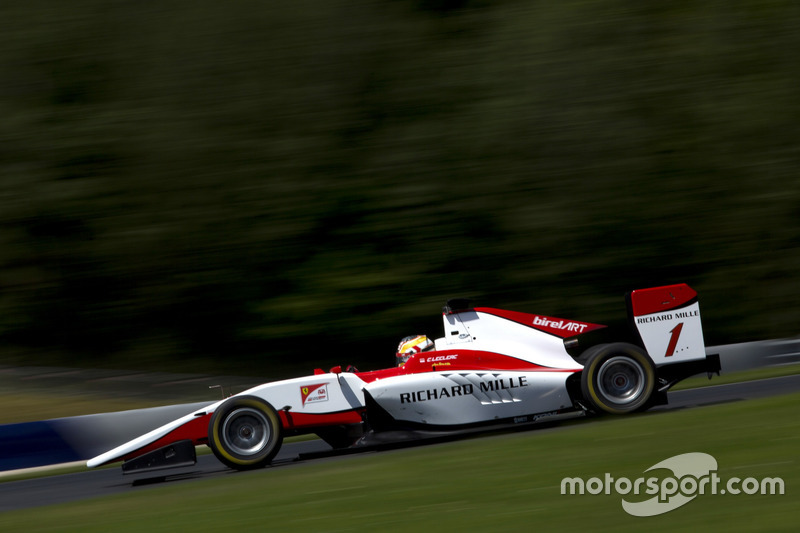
580 343 656 415
208 395 283 470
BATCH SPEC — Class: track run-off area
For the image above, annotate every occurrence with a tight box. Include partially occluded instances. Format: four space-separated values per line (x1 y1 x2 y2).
1 373 798 513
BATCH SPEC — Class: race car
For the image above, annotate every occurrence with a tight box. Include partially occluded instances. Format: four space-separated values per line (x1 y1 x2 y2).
87 283 720 474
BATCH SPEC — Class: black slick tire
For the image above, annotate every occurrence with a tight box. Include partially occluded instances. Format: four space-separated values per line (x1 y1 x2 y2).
208 395 283 470
579 343 656 415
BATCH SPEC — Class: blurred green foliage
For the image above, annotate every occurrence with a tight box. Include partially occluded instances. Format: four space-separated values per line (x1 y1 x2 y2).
1 1 799 374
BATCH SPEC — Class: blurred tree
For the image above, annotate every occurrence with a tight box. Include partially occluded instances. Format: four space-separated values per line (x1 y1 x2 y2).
0 0 799 374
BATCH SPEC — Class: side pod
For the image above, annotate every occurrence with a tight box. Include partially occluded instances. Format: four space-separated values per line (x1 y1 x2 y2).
362 390 402 432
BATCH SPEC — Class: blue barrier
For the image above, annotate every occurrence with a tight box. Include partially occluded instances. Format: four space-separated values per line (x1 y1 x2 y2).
0 421 82 471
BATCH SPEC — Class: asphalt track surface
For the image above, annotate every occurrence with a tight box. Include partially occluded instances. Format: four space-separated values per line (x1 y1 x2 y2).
1 374 799 513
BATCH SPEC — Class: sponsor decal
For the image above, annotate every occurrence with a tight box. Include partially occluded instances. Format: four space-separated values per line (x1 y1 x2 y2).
300 383 329 406
665 322 684 357
532 410 558 422
419 354 458 364
637 313 673 323
532 316 590 334
515 411 558 424
478 375 527 392
399 376 528 404
636 310 698 324
400 384 473 404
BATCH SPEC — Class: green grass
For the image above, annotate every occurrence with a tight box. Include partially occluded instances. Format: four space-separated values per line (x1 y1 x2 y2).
672 362 800 390
0 391 168 425
1 391 797 531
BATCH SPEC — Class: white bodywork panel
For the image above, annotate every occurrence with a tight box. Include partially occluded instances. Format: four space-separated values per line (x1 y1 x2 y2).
438 311 582 370
86 403 220 468
365 370 574 426
243 372 367 413
634 301 706 365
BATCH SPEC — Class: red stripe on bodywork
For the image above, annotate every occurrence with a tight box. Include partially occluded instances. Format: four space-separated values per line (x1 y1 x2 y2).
475 308 606 338
356 349 581 383
355 366 407 382
279 409 364 429
631 284 697 316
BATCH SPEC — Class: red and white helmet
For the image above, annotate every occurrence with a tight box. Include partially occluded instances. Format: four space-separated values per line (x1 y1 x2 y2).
396 335 434 366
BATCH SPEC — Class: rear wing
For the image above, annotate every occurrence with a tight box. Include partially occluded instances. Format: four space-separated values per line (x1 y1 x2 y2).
626 284 706 366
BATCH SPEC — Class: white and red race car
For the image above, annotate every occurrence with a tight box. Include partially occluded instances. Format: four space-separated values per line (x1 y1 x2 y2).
87 284 720 473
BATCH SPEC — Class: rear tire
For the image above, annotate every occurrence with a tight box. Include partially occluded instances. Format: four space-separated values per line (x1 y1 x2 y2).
580 343 656 415
208 395 283 470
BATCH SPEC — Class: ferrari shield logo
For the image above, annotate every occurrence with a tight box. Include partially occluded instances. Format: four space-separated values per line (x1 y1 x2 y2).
301 383 329 406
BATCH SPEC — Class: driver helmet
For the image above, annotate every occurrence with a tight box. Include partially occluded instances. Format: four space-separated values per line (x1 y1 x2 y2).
396 335 434 366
